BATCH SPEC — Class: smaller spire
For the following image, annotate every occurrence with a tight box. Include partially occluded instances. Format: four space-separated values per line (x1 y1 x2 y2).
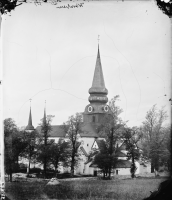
43 100 46 124
26 99 34 131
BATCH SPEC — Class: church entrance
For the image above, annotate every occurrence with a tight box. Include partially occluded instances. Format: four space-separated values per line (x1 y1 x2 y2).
94 170 97 176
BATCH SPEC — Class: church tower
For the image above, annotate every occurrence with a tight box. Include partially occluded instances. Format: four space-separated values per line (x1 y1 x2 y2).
83 45 111 124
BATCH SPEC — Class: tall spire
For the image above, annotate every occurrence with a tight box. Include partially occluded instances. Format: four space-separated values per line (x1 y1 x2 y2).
88 45 108 104
89 45 107 92
26 100 34 131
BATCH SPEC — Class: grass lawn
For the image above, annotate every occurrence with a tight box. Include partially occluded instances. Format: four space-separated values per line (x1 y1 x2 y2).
5 177 168 200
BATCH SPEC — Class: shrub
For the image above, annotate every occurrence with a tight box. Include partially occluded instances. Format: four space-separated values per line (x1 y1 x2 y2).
30 168 41 174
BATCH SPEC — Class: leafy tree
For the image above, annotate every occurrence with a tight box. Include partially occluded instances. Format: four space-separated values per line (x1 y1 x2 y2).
161 125 171 171
21 129 40 174
93 140 118 178
36 114 54 178
122 127 142 178
4 118 28 181
48 139 71 174
63 113 82 177
140 105 169 175
97 95 125 179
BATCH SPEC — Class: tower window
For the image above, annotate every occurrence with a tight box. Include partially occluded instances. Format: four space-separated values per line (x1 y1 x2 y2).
92 116 96 122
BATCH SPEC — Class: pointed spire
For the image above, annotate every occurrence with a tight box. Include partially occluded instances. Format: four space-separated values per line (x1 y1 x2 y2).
89 45 108 95
26 100 34 131
43 100 46 124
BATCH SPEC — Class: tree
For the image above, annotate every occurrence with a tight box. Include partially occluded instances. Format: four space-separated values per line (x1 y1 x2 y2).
140 105 169 175
4 118 28 181
63 113 82 177
97 95 125 179
21 129 40 174
122 127 142 178
48 139 71 174
36 114 54 178
161 125 171 171
93 140 118 178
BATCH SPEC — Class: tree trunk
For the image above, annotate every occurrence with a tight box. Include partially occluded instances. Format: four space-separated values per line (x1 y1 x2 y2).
71 152 75 177
10 171 12 182
44 158 47 178
131 154 136 179
55 162 58 177
27 155 31 175
108 167 111 179
103 171 105 179
151 162 154 173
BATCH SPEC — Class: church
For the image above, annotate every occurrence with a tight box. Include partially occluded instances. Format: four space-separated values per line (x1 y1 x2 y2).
24 45 151 176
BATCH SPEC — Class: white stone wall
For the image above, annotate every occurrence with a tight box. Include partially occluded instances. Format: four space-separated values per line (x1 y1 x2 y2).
115 168 130 175
84 164 94 175
75 153 86 174
80 137 95 154
139 162 151 174
135 161 140 174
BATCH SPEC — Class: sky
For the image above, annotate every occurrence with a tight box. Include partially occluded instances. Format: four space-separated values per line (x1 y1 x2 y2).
1 0 171 129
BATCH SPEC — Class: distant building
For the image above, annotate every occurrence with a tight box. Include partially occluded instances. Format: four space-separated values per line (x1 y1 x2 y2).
23 45 151 176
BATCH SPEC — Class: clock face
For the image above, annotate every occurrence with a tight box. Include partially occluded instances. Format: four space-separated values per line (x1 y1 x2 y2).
88 106 93 112
104 105 109 112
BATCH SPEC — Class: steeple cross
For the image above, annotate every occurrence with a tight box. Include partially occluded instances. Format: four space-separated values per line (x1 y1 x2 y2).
98 35 100 44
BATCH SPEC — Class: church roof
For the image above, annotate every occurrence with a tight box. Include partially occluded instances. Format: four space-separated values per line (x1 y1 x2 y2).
80 146 88 157
25 108 34 131
80 122 99 138
36 123 100 138
92 138 106 149
114 151 126 157
36 125 66 137
116 160 131 168
118 142 127 151
89 45 108 95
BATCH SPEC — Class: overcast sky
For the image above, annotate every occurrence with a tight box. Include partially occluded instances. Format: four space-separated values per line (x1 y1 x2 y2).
1 0 171 129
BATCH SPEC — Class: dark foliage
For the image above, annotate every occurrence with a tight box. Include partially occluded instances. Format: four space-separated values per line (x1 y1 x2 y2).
4 118 28 181
123 127 141 178
156 0 172 18
0 0 22 14
63 113 83 177
143 179 172 200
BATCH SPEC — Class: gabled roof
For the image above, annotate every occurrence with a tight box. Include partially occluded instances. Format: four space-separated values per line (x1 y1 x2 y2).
80 146 88 157
85 158 93 165
89 163 98 168
116 160 131 168
118 142 126 151
36 125 66 137
114 151 126 157
92 138 105 149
